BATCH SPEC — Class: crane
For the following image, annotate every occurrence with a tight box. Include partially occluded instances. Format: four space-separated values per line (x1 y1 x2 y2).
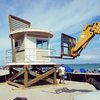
60 22 100 59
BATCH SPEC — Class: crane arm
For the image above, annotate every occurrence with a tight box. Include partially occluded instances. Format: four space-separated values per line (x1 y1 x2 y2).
70 22 100 58
60 22 100 59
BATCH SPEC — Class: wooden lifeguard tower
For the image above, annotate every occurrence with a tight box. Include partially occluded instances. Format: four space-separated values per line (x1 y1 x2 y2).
7 15 57 88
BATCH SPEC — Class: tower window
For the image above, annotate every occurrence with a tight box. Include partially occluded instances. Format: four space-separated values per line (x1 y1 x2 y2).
36 39 49 49
15 40 21 47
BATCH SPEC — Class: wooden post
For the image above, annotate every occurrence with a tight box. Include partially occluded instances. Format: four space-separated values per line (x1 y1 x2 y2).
24 65 28 87
53 65 57 84
8 69 25 81
10 36 15 62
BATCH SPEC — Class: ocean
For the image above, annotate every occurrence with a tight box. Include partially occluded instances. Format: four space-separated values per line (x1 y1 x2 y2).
65 63 100 72
0 63 100 73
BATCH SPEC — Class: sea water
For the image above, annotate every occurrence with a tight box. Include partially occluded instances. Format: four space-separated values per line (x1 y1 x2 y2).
65 63 100 72
0 63 100 73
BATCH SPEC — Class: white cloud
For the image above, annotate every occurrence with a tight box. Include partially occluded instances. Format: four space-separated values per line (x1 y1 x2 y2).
79 55 97 60
20 0 100 33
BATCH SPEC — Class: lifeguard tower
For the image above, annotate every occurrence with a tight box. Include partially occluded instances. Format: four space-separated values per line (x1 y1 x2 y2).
7 15 57 88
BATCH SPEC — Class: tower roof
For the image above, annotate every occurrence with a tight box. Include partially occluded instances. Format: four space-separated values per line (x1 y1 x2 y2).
9 28 53 39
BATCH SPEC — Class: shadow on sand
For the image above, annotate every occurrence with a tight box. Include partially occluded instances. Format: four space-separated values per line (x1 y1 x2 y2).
42 87 92 94
55 87 92 94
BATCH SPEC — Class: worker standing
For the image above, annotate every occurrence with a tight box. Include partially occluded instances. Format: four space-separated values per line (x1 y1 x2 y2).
58 64 66 84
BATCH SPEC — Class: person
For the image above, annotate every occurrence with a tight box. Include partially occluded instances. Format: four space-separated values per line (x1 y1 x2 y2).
58 64 66 84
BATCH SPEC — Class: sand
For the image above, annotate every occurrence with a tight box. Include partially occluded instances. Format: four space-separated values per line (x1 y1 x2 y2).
0 80 97 100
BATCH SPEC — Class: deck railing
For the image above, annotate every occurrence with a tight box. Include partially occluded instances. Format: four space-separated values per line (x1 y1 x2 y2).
6 48 56 63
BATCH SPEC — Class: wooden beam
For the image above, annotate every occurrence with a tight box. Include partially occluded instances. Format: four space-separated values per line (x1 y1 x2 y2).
7 81 24 88
11 68 19 74
26 68 55 87
29 71 39 76
8 69 25 81
43 78 53 83
29 71 53 83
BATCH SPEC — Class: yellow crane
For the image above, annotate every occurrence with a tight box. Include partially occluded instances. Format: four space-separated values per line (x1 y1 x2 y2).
60 22 100 59
71 22 100 57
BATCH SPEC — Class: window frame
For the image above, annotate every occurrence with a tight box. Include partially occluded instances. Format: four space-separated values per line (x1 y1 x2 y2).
36 39 49 49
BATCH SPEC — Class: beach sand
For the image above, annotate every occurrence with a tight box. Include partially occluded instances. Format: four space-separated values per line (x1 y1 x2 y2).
0 80 97 100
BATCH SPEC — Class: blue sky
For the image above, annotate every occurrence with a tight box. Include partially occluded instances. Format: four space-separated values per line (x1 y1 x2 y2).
0 0 100 65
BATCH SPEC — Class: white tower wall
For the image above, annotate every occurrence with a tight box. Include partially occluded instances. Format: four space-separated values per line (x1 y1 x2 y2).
9 28 53 64
25 34 36 62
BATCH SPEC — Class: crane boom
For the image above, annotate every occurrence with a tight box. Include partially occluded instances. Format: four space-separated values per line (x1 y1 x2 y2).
61 22 100 59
